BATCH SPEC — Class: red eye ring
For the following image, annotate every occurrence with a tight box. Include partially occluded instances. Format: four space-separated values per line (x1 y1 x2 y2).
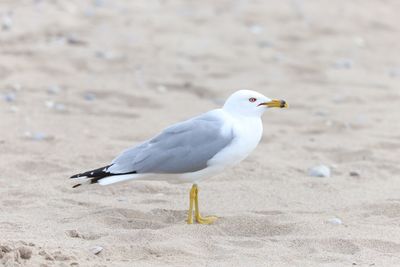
249 97 257 102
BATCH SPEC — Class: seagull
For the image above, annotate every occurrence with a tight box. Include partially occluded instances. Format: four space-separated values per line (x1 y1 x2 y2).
70 90 287 224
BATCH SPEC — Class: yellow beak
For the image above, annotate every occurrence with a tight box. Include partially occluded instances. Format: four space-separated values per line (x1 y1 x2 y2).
260 99 288 108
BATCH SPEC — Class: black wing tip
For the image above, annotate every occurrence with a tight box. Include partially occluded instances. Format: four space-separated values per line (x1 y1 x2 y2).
70 164 113 179
70 164 137 185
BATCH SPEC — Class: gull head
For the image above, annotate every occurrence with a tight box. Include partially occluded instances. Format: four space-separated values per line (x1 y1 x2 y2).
223 89 288 117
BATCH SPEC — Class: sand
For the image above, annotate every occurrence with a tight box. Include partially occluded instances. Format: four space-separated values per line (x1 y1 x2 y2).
1 0 400 266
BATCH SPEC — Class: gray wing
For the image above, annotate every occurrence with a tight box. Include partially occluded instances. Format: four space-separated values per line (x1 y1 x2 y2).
107 112 234 174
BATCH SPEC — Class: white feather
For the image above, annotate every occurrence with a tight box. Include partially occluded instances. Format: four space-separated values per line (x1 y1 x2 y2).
98 173 143 185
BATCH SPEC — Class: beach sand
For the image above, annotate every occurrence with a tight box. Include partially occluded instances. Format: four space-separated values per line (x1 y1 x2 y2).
1 0 400 266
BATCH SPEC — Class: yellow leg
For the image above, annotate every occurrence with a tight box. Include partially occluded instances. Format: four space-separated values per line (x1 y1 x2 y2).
193 184 217 224
186 184 196 224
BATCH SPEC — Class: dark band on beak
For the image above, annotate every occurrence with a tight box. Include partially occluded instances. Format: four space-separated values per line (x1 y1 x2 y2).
259 99 288 108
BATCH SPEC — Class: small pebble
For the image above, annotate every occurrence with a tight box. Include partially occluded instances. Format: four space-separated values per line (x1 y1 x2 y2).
3 92 16 102
45 100 54 108
249 24 263 35
93 0 106 7
84 92 96 101
308 165 331 177
45 101 66 112
18 246 32 259
327 217 342 225
258 40 273 48
47 85 62 95
95 50 116 60
333 58 353 69
314 110 329 117
67 35 86 46
54 103 66 111
2 13 12 31
32 132 47 141
349 171 360 177
90 246 103 255
24 131 53 141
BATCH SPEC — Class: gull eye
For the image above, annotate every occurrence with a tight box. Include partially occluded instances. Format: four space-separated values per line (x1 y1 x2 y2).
249 97 257 103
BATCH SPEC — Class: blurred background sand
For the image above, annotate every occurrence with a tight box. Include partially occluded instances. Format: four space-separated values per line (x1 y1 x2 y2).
1 0 400 266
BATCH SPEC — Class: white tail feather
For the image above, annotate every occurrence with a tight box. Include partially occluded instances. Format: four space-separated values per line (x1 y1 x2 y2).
98 173 142 186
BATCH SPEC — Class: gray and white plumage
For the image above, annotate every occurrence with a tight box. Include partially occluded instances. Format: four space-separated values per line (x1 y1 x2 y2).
70 89 287 187
108 112 234 174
